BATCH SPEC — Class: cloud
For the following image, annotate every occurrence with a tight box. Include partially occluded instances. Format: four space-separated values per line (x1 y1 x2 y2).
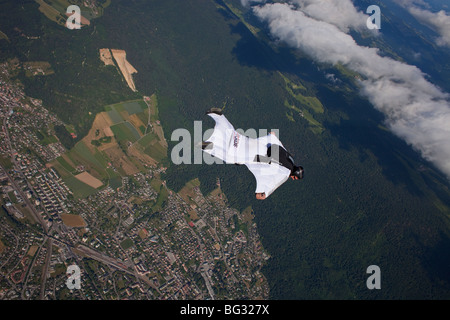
253 2 450 178
291 0 367 32
393 0 430 8
240 0 266 8
408 7 450 47
393 0 450 47
325 73 341 85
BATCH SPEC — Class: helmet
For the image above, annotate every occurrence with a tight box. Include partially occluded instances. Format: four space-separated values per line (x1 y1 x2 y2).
292 166 304 179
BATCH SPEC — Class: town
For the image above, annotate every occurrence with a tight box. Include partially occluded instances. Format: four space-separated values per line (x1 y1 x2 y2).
0 60 270 300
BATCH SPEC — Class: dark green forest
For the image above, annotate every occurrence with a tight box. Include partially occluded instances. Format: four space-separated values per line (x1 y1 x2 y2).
1 0 450 299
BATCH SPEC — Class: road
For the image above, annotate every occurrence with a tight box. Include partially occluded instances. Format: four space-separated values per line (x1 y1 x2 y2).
74 244 159 290
2 114 48 233
39 237 52 299
2 113 51 298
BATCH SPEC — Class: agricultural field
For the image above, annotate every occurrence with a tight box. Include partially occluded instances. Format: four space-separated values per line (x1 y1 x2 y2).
110 122 140 144
48 97 168 198
104 97 168 165
74 171 103 189
35 0 67 26
34 0 110 27
61 213 86 228
62 175 98 199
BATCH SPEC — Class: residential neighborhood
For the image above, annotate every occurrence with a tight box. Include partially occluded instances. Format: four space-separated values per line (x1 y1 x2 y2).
0 60 270 300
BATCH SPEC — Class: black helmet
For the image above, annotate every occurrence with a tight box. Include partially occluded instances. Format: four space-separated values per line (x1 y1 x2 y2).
292 166 304 179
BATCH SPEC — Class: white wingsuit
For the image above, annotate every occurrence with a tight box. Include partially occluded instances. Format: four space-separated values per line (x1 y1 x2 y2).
203 113 291 198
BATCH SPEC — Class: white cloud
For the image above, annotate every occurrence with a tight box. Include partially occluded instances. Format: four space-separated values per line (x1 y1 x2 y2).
392 0 450 47
408 7 450 47
325 73 341 84
253 2 450 178
291 0 367 32
393 0 430 8
240 0 266 8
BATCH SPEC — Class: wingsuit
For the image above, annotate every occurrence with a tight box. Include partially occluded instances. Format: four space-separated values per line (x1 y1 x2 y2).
202 109 303 199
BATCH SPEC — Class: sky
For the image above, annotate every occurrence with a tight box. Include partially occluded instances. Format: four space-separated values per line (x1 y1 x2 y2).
241 0 450 179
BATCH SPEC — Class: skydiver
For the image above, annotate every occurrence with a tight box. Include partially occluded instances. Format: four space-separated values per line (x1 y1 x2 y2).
201 108 303 200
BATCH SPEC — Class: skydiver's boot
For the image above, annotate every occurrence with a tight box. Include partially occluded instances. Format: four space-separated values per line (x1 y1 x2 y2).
201 141 213 150
205 108 223 116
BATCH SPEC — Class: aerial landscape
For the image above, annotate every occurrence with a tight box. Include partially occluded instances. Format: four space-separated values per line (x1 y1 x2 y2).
0 0 450 307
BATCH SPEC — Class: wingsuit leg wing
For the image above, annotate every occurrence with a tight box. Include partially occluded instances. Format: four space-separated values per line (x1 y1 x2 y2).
203 112 236 163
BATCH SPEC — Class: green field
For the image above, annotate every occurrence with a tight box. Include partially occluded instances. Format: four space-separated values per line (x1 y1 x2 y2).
150 178 163 192
63 175 98 199
35 0 66 26
279 71 306 91
280 70 324 134
7 191 17 203
136 130 167 162
148 95 160 122
34 0 111 26
0 155 13 170
56 156 76 174
37 129 58 145
293 94 324 114
143 141 167 162
120 238 134 250
53 146 122 197
152 186 169 213
105 99 146 114
283 73 324 114
284 100 324 134
111 122 140 143
44 0 72 13
120 100 146 115
107 168 122 189
106 109 123 124
67 140 108 181
106 100 150 145
138 132 158 147
148 177 167 213
138 125 146 135
126 96 168 163
52 154 102 199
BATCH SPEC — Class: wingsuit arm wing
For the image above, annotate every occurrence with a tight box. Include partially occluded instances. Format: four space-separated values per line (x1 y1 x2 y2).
245 162 291 198
257 133 284 148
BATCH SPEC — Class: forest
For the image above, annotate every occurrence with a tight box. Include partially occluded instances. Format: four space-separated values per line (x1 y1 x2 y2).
1 0 450 299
